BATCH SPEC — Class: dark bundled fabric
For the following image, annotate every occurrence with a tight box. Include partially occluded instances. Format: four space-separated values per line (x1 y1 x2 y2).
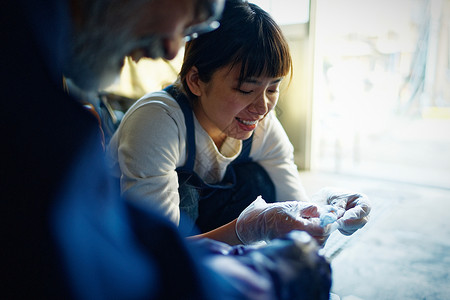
191 231 332 300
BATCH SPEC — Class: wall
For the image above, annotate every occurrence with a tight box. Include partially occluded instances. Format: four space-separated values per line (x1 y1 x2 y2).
277 23 314 170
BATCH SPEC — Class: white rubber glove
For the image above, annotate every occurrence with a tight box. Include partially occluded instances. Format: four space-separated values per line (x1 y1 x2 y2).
312 187 371 236
235 196 330 245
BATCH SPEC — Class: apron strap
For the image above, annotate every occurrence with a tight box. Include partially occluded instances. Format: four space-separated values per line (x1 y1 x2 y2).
164 85 196 171
233 136 253 164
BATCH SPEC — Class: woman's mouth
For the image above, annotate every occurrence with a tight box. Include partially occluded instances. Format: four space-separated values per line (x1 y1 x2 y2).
236 117 258 131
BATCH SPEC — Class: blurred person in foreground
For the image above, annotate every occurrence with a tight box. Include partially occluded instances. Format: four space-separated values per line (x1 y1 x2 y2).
1 0 331 299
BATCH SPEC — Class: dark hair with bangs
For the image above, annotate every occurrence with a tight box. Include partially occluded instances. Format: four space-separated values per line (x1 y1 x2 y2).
178 0 292 99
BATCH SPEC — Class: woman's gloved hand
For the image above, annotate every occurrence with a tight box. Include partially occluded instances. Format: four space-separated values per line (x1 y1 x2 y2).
235 196 332 245
312 187 372 236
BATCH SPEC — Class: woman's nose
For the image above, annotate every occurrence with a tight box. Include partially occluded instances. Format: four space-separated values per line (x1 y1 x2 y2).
250 94 269 115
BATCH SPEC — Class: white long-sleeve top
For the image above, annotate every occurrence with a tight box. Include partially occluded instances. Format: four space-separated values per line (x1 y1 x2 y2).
107 90 308 225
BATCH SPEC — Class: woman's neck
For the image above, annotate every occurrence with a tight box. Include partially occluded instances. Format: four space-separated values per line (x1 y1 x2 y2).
211 133 226 149
193 102 227 149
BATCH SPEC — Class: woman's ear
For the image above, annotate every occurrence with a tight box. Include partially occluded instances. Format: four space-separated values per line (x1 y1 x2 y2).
186 66 202 97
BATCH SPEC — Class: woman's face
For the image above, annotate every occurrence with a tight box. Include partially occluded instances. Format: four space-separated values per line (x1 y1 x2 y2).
193 65 283 146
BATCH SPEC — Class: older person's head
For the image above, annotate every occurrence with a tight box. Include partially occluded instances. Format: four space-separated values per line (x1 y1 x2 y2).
65 0 224 91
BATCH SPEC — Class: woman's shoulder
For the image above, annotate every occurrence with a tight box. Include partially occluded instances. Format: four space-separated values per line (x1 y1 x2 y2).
250 111 291 155
129 90 180 113
119 90 184 124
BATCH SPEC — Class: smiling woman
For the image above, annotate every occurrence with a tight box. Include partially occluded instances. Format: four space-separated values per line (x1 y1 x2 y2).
107 0 360 246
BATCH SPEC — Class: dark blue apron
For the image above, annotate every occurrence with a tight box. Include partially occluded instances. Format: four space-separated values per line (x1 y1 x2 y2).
164 85 275 234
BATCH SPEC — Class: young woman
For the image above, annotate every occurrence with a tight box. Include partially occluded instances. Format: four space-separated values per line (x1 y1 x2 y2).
108 0 371 245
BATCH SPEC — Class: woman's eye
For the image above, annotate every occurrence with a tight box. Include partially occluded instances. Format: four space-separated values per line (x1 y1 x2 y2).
238 89 252 95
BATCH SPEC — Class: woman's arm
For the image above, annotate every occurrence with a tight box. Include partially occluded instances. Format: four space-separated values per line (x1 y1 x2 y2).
109 97 186 224
190 197 331 246
188 219 242 246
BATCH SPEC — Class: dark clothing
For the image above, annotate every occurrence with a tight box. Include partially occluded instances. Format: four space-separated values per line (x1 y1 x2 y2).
1 1 211 299
165 86 276 234
179 162 276 233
